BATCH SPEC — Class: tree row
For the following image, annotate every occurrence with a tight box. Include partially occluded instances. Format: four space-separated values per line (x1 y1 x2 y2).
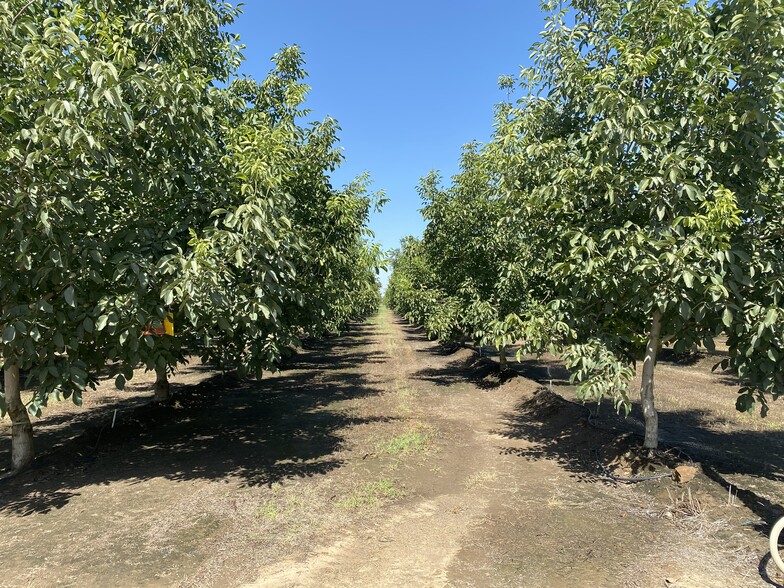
0 1 383 471
386 0 783 449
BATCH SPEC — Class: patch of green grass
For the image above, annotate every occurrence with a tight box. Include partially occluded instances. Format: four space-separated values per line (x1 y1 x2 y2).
366 311 383 326
338 479 404 509
376 426 434 456
256 499 280 521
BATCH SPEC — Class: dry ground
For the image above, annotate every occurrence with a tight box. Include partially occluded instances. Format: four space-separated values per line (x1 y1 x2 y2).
0 309 782 587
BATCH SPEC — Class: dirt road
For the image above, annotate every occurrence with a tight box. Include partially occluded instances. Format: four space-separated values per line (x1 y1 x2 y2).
0 310 776 587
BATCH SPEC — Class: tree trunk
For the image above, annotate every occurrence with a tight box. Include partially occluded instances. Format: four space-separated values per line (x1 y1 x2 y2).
4 361 34 471
499 346 508 371
640 310 663 450
154 364 170 402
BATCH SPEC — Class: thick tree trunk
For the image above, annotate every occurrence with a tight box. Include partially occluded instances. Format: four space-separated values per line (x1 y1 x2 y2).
4 361 34 471
499 346 508 371
154 364 170 402
640 310 663 450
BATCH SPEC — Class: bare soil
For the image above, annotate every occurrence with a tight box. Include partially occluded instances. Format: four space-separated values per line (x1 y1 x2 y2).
0 310 781 587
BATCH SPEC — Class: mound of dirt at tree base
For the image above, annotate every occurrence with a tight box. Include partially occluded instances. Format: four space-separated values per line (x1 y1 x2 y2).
453 347 479 365
458 351 527 389
504 386 757 527
502 386 694 482
515 385 579 419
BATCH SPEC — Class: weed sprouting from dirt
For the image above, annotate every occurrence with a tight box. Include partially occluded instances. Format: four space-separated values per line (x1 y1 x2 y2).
375 423 435 456
338 479 404 509
251 483 321 540
663 487 704 518
658 487 732 537
257 499 281 521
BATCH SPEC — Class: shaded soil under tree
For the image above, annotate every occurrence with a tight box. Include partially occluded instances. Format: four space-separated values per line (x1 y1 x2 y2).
0 310 781 588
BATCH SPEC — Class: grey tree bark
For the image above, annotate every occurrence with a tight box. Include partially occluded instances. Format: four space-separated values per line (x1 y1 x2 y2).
154 364 170 402
640 310 663 450
4 361 34 471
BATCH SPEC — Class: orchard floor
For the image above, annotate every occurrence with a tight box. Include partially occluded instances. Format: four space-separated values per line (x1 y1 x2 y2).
1 309 783 587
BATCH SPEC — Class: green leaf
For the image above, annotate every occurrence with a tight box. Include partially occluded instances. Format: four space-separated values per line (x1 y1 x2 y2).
64 285 75 307
2 325 15 344
735 393 755 414
722 307 733 328
95 315 109 331
163 288 174 305
120 111 134 132
679 300 691 320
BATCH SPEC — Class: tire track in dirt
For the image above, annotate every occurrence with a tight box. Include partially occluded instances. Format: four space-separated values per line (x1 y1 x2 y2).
244 309 505 587
247 494 488 588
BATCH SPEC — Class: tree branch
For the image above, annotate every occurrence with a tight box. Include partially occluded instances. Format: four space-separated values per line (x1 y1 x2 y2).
11 0 37 26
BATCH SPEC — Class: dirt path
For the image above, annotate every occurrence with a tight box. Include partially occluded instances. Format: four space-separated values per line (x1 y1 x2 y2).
0 310 776 587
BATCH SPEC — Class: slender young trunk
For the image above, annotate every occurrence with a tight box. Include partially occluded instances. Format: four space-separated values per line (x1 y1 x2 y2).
4 361 34 471
154 364 169 402
640 310 663 450
499 345 508 371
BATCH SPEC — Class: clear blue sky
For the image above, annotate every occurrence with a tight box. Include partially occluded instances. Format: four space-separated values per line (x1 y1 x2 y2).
230 1 547 283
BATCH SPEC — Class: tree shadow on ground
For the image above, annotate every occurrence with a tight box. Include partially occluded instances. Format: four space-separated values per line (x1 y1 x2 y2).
395 319 425 336
0 323 390 517
2 363 219 459
413 361 472 388
496 381 784 533
505 358 572 386
393 318 458 357
390 317 515 390
283 349 388 371
496 353 781 476
496 387 611 485
392 313 784 540
412 354 514 391
503 357 784 483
